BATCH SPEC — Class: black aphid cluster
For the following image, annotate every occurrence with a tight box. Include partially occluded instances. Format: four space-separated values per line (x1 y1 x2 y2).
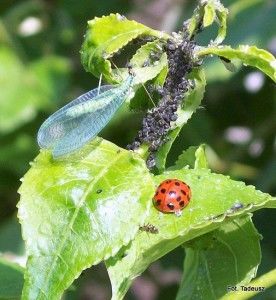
128 27 199 169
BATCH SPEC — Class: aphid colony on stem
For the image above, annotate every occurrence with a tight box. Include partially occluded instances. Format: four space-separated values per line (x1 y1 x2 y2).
128 24 200 169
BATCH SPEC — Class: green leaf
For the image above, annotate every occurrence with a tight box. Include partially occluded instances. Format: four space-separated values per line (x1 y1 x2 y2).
176 215 261 300
214 1 228 44
155 68 206 172
106 168 275 300
187 0 228 44
0 256 24 299
129 66 168 111
195 145 208 169
81 13 169 82
0 46 70 133
18 138 154 299
171 144 207 170
125 41 168 110
196 45 276 82
172 146 200 170
203 3 216 27
114 41 168 86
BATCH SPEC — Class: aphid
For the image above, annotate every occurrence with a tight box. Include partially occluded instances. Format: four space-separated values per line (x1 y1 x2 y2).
37 75 135 158
142 59 151 67
116 14 126 21
139 223 159 234
153 179 191 215
219 56 237 72
230 202 244 212
149 51 161 61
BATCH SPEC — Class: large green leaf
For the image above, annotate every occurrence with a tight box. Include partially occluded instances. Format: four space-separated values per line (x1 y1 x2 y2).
106 168 275 300
196 45 276 82
0 256 24 299
81 13 169 82
0 46 70 133
155 68 206 172
18 138 154 299
176 215 261 300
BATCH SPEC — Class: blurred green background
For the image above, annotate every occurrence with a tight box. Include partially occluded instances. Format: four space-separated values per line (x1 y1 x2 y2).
0 0 275 299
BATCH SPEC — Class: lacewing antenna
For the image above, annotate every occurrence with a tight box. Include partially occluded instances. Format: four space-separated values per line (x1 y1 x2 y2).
110 59 156 108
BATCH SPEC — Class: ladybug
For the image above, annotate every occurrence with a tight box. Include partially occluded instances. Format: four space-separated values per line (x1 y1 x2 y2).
153 179 191 215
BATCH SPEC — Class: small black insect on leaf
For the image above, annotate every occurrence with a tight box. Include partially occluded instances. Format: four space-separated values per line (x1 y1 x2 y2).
139 223 159 234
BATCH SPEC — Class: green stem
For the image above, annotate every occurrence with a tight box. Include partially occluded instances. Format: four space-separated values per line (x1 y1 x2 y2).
195 46 219 58
221 269 276 300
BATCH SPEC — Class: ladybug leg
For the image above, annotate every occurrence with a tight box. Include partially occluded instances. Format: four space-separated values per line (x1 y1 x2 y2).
174 210 182 217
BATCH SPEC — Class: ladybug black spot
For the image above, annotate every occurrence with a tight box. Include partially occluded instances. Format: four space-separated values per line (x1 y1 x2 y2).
166 180 172 184
96 189 102 194
156 200 162 206
179 201 185 207
161 188 166 193
167 203 175 210
155 191 159 196
177 196 182 202
181 190 186 195
175 181 180 186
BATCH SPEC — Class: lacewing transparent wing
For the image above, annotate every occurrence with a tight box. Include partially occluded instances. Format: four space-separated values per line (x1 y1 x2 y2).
37 75 134 158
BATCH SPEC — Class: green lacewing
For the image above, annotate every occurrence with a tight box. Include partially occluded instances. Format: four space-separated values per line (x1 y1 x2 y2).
37 75 134 158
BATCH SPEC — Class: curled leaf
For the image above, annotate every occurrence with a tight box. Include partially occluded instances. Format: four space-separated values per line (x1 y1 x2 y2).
81 13 169 82
196 45 276 81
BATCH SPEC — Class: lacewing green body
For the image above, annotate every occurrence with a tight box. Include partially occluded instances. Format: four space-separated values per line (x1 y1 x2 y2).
37 75 134 158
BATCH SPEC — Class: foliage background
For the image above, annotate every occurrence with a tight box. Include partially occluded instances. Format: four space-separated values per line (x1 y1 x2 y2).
0 0 275 299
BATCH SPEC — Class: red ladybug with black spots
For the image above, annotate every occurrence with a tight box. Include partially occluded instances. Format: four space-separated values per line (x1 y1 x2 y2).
153 179 191 215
